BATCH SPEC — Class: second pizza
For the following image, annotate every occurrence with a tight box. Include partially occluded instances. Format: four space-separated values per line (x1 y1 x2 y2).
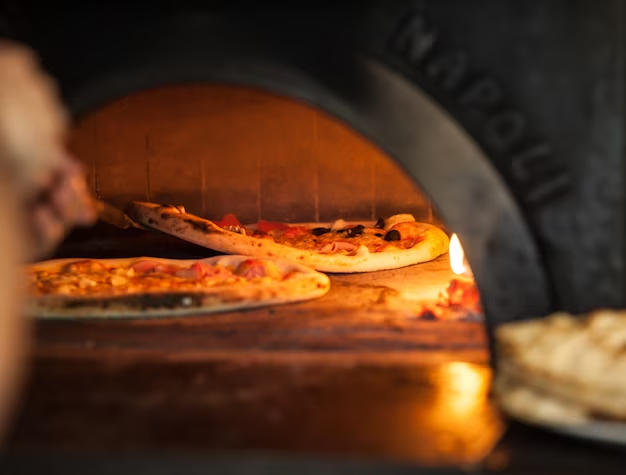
127 202 449 273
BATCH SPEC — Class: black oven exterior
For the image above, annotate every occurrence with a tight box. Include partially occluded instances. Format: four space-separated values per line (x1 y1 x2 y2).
5 0 624 330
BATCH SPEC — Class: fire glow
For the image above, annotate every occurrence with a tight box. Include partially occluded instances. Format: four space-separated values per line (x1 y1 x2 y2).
442 234 482 317
416 233 483 321
449 233 473 277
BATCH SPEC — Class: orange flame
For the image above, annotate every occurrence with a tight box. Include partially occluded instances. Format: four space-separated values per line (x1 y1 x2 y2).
449 233 472 276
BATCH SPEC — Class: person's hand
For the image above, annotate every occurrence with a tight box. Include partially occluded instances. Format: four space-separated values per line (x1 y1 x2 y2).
28 154 96 259
0 41 96 259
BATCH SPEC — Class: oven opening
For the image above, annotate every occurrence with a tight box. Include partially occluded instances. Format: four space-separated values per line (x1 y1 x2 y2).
57 84 487 361
17 84 501 464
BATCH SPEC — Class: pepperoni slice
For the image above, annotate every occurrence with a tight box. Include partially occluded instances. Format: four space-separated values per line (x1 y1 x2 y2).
234 259 281 279
281 226 309 238
214 213 241 228
154 264 178 274
131 260 159 273
257 220 290 233
132 260 177 274
175 262 212 278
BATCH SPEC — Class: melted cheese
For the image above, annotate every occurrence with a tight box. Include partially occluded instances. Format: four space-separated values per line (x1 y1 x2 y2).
30 260 288 297
262 225 422 254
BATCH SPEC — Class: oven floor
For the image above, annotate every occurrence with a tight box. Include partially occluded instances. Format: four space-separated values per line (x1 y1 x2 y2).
8 353 626 472
7 356 501 466
8 230 492 464
27 255 487 364
47 227 487 361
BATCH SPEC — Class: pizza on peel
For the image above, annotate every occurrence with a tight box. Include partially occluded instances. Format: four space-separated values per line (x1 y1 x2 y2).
127 202 449 273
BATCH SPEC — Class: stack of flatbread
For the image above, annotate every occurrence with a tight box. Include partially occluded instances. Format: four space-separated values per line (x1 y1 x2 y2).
494 310 626 425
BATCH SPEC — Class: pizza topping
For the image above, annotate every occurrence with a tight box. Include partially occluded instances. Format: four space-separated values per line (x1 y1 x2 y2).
29 257 294 297
330 219 349 231
343 225 364 237
131 259 160 273
174 262 213 279
257 219 426 254
130 259 179 275
384 230 401 242
211 213 247 235
374 218 385 229
355 245 370 256
257 220 290 233
78 277 97 288
312 227 331 236
319 241 357 253
62 259 110 274
234 259 281 280
281 226 309 238
215 213 241 228
109 275 128 287
225 225 246 235
387 222 418 239
250 230 274 240
384 214 416 230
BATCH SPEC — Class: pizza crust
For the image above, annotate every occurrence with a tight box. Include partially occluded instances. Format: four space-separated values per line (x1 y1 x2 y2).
493 369 591 425
27 256 330 319
494 310 626 422
127 202 449 273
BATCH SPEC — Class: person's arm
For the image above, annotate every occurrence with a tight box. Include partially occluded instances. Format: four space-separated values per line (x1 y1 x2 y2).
0 41 95 440
0 169 27 440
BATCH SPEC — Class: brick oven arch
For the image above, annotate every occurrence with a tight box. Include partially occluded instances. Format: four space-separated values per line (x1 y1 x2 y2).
23 3 554 339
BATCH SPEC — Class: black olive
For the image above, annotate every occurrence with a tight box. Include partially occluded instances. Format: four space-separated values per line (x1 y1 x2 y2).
374 218 385 229
312 227 331 236
374 233 383 237
384 230 401 241
346 225 364 238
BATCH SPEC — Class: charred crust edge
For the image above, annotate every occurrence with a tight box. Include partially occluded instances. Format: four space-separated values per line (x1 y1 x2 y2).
184 218 213 234
61 293 205 311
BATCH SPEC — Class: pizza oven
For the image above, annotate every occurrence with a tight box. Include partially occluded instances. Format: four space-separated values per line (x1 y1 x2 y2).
2 0 625 472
